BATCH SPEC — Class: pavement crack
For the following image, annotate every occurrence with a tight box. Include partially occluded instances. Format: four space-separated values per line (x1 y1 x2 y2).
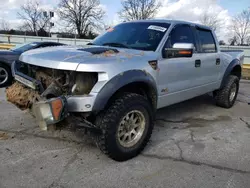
175 142 184 160
142 154 179 161
142 154 250 175
48 147 83 188
240 118 250 128
156 118 185 124
64 148 82 170
238 92 250 98
0 128 83 144
190 130 195 142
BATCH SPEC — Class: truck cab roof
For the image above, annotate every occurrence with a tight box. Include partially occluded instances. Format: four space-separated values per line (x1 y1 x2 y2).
122 19 212 31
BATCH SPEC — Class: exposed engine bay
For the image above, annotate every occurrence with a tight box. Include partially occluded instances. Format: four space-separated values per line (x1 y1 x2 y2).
7 61 98 110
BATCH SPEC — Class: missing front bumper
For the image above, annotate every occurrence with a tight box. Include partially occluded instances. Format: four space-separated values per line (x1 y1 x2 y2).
32 95 100 132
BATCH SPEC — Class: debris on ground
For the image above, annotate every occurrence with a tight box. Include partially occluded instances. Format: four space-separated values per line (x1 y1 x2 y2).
0 132 9 140
6 82 41 110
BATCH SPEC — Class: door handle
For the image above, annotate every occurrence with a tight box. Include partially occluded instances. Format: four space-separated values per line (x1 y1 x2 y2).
195 60 201 68
216 58 220 65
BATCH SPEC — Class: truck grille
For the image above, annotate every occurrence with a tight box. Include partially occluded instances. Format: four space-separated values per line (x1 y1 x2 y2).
14 61 71 93
13 61 98 97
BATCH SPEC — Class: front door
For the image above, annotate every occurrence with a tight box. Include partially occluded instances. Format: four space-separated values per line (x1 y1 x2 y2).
157 24 202 108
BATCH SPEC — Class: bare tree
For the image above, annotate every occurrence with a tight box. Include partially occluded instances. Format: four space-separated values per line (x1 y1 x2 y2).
232 8 250 45
228 36 238 46
118 0 160 21
17 0 51 36
58 0 105 38
199 11 221 31
0 18 10 31
247 36 250 45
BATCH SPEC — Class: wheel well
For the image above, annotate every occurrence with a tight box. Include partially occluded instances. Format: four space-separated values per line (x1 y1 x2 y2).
231 65 241 79
0 61 8 66
0 61 11 72
106 82 157 110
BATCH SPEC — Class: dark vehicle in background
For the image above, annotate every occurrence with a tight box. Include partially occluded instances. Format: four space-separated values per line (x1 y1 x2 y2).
0 42 65 87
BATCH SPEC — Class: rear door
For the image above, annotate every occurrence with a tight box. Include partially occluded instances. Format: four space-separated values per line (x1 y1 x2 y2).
194 28 221 87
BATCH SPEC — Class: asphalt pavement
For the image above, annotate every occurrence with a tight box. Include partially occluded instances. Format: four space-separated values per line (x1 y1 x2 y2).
0 82 250 188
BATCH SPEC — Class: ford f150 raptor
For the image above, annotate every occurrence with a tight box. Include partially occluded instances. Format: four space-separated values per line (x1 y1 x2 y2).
7 20 244 161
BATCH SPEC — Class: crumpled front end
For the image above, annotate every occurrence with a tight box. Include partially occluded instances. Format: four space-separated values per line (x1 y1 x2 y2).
7 60 99 129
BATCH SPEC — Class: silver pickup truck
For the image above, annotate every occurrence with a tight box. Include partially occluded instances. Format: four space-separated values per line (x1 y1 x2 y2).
10 19 244 161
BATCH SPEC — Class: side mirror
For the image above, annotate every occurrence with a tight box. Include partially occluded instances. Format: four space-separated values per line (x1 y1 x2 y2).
163 43 194 58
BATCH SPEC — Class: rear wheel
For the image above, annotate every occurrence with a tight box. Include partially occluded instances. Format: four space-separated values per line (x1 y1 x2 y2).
0 64 12 88
95 93 154 161
215 75 239 108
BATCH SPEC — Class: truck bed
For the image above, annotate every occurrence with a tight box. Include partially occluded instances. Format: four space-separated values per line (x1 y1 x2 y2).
221 50 244 63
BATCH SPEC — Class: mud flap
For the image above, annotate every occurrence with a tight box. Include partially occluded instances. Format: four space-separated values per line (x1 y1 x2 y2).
32 96 68 130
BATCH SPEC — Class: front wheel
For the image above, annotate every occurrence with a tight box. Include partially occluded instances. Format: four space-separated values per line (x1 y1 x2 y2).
0 64 12 88
95 93 154 161
214 75 239 108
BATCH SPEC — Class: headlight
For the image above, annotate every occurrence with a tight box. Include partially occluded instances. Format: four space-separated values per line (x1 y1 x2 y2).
71 72 97 95
32 97 68 130
37 103 54 123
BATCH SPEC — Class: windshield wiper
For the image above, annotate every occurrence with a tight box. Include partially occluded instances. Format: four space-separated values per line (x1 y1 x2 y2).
102 42 130 49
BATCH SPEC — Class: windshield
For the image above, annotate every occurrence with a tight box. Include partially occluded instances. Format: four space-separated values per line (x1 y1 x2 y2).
92 22 170 51
11 42 39 53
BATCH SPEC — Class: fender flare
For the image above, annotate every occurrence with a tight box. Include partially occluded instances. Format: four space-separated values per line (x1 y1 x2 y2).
92 70 158 112
220 59 241 89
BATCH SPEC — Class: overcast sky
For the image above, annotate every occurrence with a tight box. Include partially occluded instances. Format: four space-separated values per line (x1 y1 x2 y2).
0 0 249 41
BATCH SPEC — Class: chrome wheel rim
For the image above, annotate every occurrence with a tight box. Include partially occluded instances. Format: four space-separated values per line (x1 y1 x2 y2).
117 110 146 148
0 67 8 85
229 83 237 102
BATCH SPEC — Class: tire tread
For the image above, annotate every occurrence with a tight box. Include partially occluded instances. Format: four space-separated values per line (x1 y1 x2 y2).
215 75 239 108
95 93 154 161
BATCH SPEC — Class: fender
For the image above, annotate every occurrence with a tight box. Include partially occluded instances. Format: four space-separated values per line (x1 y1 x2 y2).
92 70 158 112
220 59 241 88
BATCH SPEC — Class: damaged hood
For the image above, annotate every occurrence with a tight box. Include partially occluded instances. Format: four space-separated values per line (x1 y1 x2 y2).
19 45 158 72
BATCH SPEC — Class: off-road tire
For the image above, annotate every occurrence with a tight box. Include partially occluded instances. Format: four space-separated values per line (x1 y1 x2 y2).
215 75 239 108
0 64 12 88
95 93 154 161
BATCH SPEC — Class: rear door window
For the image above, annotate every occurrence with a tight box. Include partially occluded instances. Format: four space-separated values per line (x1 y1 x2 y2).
197 29 217 53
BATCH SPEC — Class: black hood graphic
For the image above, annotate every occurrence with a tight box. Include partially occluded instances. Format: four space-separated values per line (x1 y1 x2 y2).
78 47 119 55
